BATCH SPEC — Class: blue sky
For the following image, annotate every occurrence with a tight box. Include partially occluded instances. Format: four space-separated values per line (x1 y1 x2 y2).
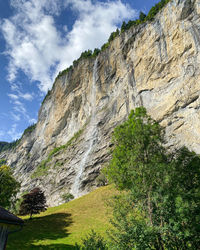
0 0 160 142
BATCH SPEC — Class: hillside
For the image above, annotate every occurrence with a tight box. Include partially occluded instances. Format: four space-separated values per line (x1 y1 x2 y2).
7 185 116 249
1 0 200 206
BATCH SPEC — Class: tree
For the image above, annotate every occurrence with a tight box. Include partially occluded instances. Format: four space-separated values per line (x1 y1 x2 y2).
105 107 200 249
139 11 146 22
121 21 127 33
105 107 166 192
0 164 20 209
19 188 47 219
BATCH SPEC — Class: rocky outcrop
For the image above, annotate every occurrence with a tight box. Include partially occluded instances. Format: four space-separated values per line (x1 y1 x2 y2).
1 0 200 206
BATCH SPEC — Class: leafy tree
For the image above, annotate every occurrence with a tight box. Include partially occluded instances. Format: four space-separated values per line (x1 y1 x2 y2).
105 107 200 249
108 29 120 43
19 187 47 219
0 164 20 208
105 107 166 192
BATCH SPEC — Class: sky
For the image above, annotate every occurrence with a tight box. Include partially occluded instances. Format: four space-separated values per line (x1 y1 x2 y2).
0 0 160 142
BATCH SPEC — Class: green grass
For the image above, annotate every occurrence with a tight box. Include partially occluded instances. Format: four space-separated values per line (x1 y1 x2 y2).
7 185 117 250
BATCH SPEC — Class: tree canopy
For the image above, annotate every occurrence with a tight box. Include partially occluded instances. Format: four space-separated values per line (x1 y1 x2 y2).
0 164 20 209
19 188 47 219
104 107 200 249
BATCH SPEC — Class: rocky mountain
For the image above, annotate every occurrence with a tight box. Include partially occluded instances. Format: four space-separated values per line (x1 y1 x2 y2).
1 0 200 206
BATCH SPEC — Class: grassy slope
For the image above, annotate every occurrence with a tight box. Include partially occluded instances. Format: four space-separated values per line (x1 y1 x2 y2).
7 185 117 250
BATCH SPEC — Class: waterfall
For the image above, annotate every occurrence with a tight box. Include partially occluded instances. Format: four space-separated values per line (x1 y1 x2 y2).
71 58 98 198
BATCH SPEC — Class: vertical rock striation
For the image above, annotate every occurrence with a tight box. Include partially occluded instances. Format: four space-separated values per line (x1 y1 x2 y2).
1 0 200 206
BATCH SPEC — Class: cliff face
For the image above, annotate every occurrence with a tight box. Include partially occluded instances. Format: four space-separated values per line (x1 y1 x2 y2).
1 0 200 206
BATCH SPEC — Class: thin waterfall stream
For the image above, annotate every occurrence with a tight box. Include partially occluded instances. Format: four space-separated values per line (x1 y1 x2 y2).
71 57 99 198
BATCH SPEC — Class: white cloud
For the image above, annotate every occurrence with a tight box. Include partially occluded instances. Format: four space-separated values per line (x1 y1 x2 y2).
8 93 19 100
8 124 22 141
29 118 37 124
1 0 136 93
8 90 33 102
9 97 30 121
19 92 33 101
11 112 21 122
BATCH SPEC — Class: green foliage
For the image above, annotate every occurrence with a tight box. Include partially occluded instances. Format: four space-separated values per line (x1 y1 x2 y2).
0 124 36 153
108 194 157 250
19 187 47 219
42 89 51 105
139 11 146 22
0 159 7 166
0 165 20 209
120 0 171 32
62 193 74 202
10 191 29 215
80 50 93 59
105 107 200 249
146 0 171 21
31 128 84 179
55 48 101 82
0 140 20 153
96 172 108 187
120 21 127 33
92 48 100 57
43 0 172 108
0 142 9 152
23 124 36 136
108 29 120 43
75 230 108 250
7 185 115 249
104 107 165 191
101 42 109 51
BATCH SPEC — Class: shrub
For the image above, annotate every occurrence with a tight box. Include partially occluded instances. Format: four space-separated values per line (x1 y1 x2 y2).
75 230 108 250
62 193 74 202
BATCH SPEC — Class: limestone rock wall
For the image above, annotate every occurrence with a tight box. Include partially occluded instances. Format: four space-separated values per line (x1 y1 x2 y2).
1 0 200 206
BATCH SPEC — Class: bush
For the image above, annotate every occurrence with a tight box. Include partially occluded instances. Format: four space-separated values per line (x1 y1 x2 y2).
75 230 108 250
62 193 74 202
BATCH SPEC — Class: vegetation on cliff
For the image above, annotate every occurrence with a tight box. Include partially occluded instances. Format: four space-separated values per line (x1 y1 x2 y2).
0 124 36 154
5 106 200 249
42 0 172 106
31 128 84 179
